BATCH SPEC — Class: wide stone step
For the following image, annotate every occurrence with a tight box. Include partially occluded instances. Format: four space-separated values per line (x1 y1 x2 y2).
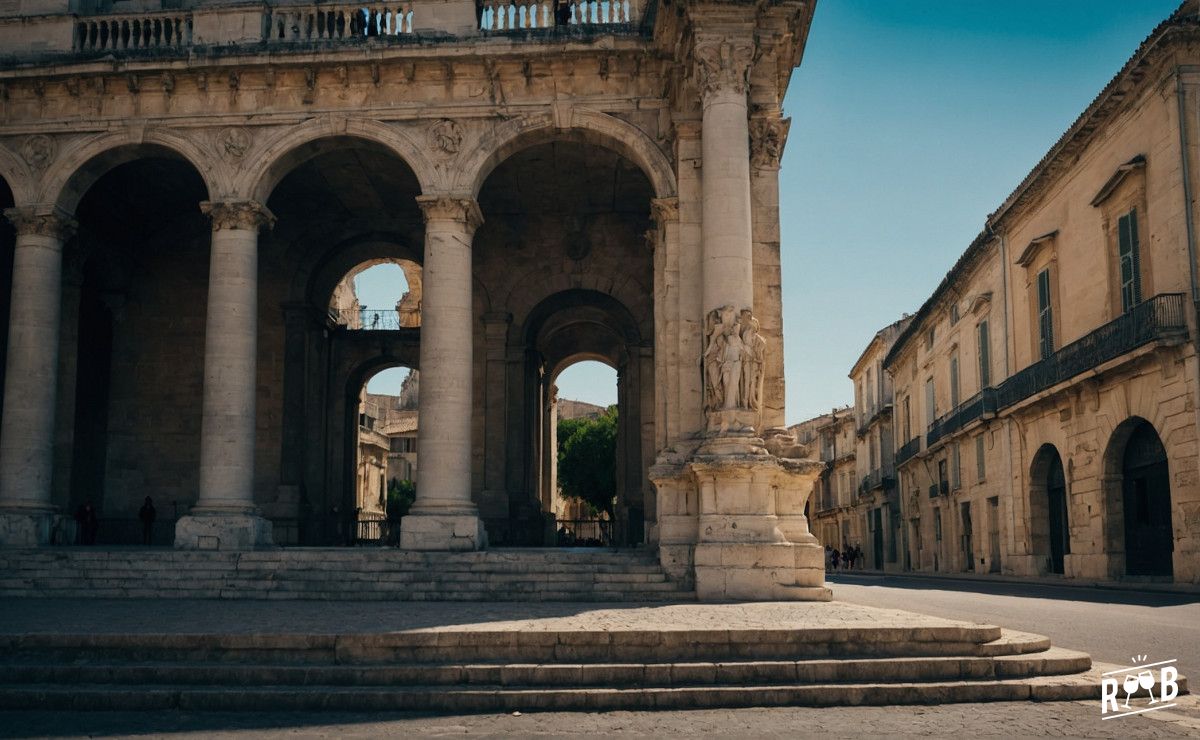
0 672 1116 712
0 648 1092 688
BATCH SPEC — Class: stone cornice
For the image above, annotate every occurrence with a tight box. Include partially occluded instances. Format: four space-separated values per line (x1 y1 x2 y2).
200 200 275 231
3 207 76 240
416 195 483 232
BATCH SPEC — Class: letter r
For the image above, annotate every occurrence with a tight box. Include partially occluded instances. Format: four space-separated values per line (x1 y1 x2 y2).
1101 678 1119 713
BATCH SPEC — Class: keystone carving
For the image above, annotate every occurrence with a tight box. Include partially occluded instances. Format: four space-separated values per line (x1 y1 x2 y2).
693 38 755 97
19 135 55 170
217 127 252 161
703 304 766 417
429 119 465 155
749 117 791 169
4 207 76 240
200 200 275 231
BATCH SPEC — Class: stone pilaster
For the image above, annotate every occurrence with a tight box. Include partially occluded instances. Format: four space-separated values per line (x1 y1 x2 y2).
399 195 487 551
175 200 275 550
0 208 75 547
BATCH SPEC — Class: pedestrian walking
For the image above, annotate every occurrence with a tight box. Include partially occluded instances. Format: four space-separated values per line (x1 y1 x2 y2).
138 496 157 546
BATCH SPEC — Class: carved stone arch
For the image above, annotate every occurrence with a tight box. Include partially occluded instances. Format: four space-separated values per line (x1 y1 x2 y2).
39 128 217 213
0 143 35 206
240 117 439 203
503 263 653 342
287 232 423 312
459 109 677 199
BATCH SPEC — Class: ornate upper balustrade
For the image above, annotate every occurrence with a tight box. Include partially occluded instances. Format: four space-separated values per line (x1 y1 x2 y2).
0 0 650 60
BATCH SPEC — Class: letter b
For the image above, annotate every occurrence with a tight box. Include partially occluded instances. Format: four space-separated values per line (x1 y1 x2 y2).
1161 666 1179 702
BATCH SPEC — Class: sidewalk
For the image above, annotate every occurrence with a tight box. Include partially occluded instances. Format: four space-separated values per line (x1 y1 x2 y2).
827 567 1200 596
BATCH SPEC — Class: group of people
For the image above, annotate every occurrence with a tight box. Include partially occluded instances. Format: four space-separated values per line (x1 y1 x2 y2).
71 496 158 546
825 543 865 570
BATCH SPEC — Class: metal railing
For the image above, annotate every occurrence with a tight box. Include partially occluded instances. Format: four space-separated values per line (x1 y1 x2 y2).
330 308 404 330
995 293 1186 409
859 468 894 496
555 518 612 546
927 481 948 499
896 437 920 465
926 388 998 448
355 513 399 545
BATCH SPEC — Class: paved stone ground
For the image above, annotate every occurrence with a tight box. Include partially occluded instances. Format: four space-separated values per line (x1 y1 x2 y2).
3 697 1200 738
0 599 984 634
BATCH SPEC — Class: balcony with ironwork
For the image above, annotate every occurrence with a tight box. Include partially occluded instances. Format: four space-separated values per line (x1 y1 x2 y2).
996 293 1188 410
925 388 998 448
329 308 416 332
927 481 948 499
896 437 920 466
855 402 892 438
858 467 895 497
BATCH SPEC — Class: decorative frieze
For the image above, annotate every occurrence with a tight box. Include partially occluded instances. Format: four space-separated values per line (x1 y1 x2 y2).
429 119 465 156
200 200 275 231
216 127 252 161
3 207 76 240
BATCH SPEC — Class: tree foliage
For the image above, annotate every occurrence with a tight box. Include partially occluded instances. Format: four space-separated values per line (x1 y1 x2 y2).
387 478 416 521
557 406 618 516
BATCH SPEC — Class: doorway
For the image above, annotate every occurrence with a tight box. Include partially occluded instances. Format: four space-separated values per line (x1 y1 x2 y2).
1121 422 1173 577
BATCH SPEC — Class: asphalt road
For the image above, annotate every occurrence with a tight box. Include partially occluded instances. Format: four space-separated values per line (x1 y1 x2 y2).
827 572 1200 674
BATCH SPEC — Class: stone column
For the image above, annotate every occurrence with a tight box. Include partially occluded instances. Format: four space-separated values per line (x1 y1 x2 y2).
0 208 75 547
400 195 487 551
175 200 274 550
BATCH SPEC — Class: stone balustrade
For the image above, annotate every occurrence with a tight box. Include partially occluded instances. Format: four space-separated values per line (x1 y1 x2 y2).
264 4 415 43
478 0 635 31
74 13 192 52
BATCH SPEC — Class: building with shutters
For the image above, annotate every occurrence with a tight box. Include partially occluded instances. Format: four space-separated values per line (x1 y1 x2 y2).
884 2 1200 585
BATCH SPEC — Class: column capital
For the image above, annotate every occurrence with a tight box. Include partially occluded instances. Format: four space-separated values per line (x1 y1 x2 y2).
749 116 791 170
200 200 275 231
416 194 483 232
650 197 680 227
692 35 756 98
3 207 76 240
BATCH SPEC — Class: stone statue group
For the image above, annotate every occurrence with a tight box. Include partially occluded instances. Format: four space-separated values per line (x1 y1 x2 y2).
703 305 766 415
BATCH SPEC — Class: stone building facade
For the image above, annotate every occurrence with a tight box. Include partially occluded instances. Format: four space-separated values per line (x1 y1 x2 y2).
884 2 1200 584
0 0 826 599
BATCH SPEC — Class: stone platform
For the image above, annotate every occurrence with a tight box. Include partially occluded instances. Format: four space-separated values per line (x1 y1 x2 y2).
0 598 1154 712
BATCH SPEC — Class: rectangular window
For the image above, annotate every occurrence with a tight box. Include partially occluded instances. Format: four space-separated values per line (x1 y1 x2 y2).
1118 208 1142 313
866 368 874 416
949 352 960 409
1037 267 1054 360
975 434 986 482
926 326 935 350
902 396 912 441
951 443 961 490
925 378 936 427
977 320 991 388
950 303 960 325
869 431 877 469
934 509 943 541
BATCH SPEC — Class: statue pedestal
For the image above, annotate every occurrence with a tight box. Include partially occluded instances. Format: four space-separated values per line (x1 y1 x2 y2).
651 436 830 602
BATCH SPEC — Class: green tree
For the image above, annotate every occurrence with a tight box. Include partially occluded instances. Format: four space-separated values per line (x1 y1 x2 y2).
557 406 617 516
386 478 416 521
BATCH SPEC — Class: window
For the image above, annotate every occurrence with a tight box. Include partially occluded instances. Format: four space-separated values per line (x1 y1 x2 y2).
951 443 961 490
925 326 935 350
902 396 912 441
949 352 960 410
925 377 936 426
976 320 991 388
869 431 877 469
934 509 943 541
1037 267 1054 360
950 303 960 325
975 434 986 482
866 368 874 415
1118 208 1142 313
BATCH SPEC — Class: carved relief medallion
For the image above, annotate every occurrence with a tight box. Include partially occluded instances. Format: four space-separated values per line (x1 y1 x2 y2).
20 135 55 170
429 119 464 156
217 127 251 161
749 117 791 170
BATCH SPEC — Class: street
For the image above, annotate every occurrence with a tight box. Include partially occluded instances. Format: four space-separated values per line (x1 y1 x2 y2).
827 573 1200 674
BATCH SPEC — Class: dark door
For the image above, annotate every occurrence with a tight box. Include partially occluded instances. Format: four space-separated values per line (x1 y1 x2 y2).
1047 454 1068 575
1123 424 1173 577
960 501 974 572
872 508 884 569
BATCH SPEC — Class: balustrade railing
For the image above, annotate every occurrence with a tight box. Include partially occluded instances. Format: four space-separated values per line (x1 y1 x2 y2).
331 308 404 330
479 0 633 31
74 14 192 51
896 437 920 465
265 4 415 43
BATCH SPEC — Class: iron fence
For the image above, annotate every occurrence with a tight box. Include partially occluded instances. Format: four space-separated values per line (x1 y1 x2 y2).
926 388 998 448
896 437 921 465
331 308 405 331
555 519 612 546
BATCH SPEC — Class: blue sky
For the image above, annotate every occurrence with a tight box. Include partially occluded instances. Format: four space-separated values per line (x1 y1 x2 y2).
364 0 1180 411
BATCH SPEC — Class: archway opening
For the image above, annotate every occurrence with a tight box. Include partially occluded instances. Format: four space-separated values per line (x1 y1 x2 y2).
350 364 419 545
1103 418 1174 578
1029 444 1070 575
62 153 209 543
551 360 618 547
329 260 422 330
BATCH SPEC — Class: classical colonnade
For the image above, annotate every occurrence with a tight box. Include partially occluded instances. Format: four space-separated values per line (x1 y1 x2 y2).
0 22 771 551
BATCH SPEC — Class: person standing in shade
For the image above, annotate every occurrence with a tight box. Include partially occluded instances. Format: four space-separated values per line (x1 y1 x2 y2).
138 496 157 546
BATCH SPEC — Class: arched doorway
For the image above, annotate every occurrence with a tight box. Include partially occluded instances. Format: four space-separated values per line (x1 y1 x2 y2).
347 365 418 545
1104 418 1174 577
1029 444 1070 575
551 360 617 546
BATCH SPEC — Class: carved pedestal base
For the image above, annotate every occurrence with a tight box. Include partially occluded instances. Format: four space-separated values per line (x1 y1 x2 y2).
695 541 830 601
399 511 488 551
174 512 274 550
0 507 53 547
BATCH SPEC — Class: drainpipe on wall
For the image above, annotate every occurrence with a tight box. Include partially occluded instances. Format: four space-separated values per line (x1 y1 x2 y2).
1177 71 1200 307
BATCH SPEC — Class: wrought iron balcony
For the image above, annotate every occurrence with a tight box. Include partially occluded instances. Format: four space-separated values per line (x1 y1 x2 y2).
995 293 1187 410
926 388 998 448
896 437 920 465
927 481 948 499
858 467 896 496
330 308 408 330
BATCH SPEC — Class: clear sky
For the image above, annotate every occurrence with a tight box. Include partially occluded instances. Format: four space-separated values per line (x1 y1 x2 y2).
360 0 1181 411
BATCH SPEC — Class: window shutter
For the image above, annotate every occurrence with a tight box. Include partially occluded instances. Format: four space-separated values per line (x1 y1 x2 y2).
1118 209 1143 311
1037 269 1053 359
977 321 991 388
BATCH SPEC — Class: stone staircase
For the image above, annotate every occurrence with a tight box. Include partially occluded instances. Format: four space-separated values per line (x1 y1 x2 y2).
0 548 696 601
0 620 1120 711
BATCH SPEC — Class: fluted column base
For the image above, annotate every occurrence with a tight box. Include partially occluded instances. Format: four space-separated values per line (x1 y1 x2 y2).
399 509 487 551
174 510 273 550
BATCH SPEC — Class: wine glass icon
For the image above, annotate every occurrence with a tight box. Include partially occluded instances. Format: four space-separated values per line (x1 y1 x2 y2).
1138 669 1158 703
1123 672 1141 708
